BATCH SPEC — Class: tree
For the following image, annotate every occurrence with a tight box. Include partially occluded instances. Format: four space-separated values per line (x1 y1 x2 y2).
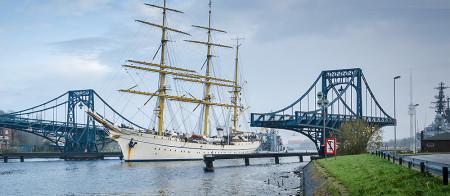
336 120 382 155
11 130 29 147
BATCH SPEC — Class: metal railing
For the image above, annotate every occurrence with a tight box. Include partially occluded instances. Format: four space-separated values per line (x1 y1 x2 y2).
372 151 449 185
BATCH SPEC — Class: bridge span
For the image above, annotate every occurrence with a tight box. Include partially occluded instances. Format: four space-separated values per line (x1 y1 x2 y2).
251 68 395 156
0 89 142 153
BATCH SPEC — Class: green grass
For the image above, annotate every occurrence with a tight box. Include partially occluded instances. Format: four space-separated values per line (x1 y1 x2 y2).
316 154 450 195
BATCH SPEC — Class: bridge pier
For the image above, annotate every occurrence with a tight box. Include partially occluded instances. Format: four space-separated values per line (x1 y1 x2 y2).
319 145 325 158
244 158 250 166
299 156 303 162
3 156 7 163
20 156 24 162
204 155 215 172
274 157 279 164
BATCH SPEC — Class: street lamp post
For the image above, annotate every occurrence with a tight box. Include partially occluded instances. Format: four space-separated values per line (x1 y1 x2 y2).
394 75 401 155
317 92 329 158
323 106 326 157
414 104 419 154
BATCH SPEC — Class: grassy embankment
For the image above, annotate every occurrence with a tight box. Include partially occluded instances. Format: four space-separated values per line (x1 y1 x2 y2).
315 154 450 195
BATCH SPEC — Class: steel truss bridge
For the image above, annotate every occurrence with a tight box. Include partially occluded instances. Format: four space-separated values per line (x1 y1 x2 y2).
0 90 143 153
250 68 395 156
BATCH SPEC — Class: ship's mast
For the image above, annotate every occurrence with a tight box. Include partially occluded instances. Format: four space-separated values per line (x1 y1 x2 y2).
203 1 213 136
232 39 242 136
432 82 448 115
185 0 232 136
158 0 167 136
120 1 239 137
119 1 189 136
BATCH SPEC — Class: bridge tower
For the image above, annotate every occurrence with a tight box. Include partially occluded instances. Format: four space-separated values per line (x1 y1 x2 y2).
65 89 98 152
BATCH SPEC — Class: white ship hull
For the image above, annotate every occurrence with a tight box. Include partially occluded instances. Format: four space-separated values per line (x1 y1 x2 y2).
112 129 261 161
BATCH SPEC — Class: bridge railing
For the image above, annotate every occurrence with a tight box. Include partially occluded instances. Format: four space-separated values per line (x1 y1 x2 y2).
0 116 87 129
373 151 449 185
251 113 295 123
251 112 395 126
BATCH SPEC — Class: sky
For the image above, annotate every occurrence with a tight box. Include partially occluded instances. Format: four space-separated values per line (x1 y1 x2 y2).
1 0 450 142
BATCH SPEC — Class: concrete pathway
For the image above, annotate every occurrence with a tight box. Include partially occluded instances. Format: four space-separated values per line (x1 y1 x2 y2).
409 154 450 165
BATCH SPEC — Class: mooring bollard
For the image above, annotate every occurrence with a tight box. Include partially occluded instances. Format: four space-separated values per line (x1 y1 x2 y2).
275 157 279 164
20 156 24 162
408 161 412 169
443 167 448 185
399 157 402 165
420 162 425 173
245 158 250 166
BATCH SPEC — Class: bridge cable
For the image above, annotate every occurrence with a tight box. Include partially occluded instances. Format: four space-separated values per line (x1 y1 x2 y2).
5 92 68 115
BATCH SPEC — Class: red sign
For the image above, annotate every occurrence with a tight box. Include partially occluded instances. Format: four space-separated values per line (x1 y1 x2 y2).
325 138 336 154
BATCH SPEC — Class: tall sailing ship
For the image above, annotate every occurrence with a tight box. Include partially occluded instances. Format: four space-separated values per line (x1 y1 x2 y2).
87 0 260 161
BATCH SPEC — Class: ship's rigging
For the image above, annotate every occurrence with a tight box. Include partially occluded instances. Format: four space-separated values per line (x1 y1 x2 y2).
118 0 245 137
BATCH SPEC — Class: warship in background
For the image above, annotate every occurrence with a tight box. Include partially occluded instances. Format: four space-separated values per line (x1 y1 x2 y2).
257 128 286 152
257 129 317 152
422 82 450 138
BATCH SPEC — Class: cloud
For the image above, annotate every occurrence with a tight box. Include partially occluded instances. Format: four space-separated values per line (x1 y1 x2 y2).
77 0 112 12
49 56 112 76
121 0 161 19
17 0 113 16
50 37 118 57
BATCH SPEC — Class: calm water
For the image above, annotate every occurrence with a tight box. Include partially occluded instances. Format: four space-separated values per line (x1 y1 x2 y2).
1 156 310 195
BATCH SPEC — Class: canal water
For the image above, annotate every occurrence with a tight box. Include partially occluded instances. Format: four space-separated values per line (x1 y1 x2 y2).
1 156 310 195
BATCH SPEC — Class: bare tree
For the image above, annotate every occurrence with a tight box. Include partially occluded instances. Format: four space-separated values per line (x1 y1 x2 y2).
336 120 382 155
